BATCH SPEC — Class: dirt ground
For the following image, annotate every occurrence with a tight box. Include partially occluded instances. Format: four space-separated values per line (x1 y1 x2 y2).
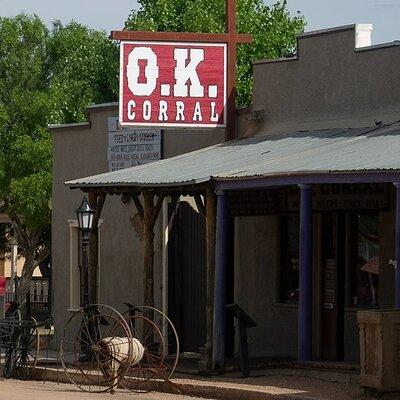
0 379 209 400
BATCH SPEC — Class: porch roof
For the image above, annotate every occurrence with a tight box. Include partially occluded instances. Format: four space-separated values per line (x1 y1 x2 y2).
66 123 400 189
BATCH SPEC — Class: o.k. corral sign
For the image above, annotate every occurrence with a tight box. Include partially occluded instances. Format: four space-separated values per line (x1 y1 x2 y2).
119 41 227 128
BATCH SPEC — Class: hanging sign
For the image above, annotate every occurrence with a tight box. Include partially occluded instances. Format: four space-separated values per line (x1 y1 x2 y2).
108 117 161 171
0 276 5 296
119 41 227 128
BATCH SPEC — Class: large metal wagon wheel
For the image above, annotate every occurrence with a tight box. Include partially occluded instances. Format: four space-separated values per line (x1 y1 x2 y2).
0 307 24 379
14 317 40 380
60 304 133 393
120 314 166 393
122 304 180 392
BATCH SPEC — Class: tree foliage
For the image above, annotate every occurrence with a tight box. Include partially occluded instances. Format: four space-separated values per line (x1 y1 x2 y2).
0 14 118 299
125 0 306 106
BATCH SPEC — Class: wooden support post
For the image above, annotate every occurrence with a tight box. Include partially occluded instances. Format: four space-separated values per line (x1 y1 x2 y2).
143 191 156 313
226 0 237 141
88 192 106 305
132 191 165 319
205 187 217 369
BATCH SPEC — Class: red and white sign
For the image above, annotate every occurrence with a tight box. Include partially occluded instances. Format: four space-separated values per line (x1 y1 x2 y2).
119 41 227 128
0 276 5 296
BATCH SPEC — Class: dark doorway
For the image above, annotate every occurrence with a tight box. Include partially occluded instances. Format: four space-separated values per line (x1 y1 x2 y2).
168 201 206 353
320 212 345 361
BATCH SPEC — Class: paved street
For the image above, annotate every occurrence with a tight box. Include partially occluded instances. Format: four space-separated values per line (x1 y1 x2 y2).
0 379 209 400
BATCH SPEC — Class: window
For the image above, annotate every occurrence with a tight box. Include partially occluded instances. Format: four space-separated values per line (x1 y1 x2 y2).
350 214 379 307
279 215 300 303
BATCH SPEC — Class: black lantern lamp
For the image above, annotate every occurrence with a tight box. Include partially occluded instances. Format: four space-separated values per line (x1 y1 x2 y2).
76 196 95 236
76 196 95 308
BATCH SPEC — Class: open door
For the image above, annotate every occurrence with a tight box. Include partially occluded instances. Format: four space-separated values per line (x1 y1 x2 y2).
168 201 206 353
320 212 345 361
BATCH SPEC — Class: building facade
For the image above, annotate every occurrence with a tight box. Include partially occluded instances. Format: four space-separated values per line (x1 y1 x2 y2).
52 24 400 365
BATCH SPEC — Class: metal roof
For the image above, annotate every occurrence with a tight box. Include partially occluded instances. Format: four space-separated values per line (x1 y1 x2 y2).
66 123 400 189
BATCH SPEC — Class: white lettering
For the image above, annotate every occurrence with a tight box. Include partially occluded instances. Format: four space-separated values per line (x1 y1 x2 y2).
127 100 136 120
127 47 159 96
173 48 204 98
158 100 168 121
193 102 203 121
210 102 218 122
143 100 151 121
176 101 185 121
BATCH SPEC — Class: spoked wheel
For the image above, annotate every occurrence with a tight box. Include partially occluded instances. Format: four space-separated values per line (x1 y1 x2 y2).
122 305 180 391
121 314 166 393
1 308 22 379
14 317 39 380
60 304 132 393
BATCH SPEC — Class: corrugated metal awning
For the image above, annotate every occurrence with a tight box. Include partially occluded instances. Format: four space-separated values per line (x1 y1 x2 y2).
66 123 400 189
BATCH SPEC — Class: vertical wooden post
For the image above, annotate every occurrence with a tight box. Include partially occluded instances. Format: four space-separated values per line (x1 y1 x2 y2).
139 191 165 323
143 191 156 312
226 0 237 141
205 187 217 369
88 192 106 305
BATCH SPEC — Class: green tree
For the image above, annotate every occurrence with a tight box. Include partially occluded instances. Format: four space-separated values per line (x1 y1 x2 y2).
125 0 306 106
0 14 118 303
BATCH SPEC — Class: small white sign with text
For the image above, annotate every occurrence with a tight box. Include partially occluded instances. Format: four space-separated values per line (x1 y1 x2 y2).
108 117 161 171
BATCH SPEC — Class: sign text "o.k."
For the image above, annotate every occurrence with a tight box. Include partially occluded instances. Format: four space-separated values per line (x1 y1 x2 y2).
119 41 227 128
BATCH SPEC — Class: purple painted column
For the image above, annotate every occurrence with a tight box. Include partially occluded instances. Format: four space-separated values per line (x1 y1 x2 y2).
298 184 313 362
394 183 400 308
213 190 228 369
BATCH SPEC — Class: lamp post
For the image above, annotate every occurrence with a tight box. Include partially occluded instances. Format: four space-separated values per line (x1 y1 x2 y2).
76 196 95 307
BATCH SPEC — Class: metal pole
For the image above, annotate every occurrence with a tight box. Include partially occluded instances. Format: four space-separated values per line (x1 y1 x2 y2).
298 184 313 362
213 191 228 369
11 239 17 296
394 183 400 308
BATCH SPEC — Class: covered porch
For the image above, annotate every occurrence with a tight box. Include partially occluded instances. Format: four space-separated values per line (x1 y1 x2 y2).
66 122 400 369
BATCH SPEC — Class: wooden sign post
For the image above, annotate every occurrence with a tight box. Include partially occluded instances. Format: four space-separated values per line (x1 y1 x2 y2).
111 0 252 141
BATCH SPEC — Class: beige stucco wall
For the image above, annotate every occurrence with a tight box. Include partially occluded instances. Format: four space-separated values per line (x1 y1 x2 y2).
248 25 400 136
51 103 225 336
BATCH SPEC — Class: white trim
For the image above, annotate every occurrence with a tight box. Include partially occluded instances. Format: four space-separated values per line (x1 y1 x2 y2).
68 219 103 309
162 198 170 342
68 221 79 310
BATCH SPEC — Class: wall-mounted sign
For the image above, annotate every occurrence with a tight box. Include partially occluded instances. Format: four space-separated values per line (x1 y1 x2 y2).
228 184 390 216
0 276 5 296
119 41 227 128
108 117 161 171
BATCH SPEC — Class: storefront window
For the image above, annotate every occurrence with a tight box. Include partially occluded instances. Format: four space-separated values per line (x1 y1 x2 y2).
280 215 300 303
351 214 379 307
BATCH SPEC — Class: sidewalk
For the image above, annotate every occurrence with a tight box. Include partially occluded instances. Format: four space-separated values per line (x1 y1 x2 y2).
31 365 400 400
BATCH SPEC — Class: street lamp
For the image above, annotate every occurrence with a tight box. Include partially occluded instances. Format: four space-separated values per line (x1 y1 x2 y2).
76 196 95 307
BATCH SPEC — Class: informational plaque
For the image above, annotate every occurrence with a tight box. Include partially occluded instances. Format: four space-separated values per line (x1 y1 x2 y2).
108 117 161 171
